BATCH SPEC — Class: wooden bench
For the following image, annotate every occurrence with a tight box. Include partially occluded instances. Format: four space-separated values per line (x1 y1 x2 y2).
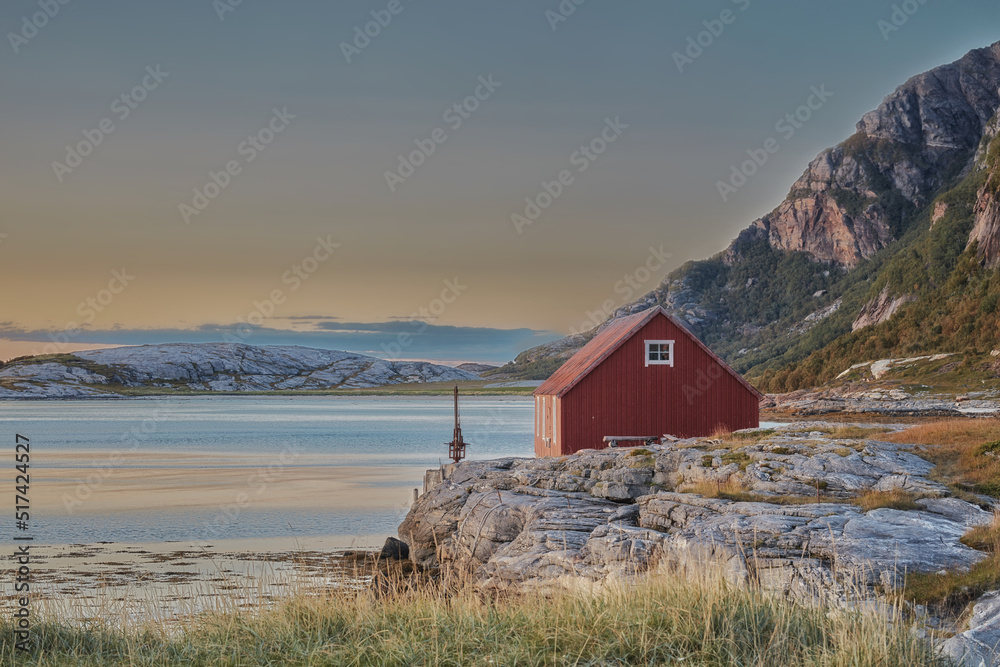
603 436 661 448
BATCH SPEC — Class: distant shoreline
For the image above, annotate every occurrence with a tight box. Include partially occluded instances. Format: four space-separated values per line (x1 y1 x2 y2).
0 381 540 400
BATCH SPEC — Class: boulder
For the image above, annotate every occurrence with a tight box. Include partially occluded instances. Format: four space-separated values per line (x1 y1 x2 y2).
941 591 1000 666
379 537 410 561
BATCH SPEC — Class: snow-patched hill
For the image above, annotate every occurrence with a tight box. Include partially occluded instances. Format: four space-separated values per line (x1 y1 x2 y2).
0 344 477 398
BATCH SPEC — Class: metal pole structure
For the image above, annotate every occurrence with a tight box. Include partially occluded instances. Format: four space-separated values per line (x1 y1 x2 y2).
454 385 460 445
447 385 470 463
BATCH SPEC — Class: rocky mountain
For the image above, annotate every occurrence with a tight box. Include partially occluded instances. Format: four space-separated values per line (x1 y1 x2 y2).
492 41 1000 391
970 116 1000 268
0 343 477 398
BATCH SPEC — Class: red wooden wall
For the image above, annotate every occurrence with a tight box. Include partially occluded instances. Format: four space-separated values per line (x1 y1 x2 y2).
538 314 759 456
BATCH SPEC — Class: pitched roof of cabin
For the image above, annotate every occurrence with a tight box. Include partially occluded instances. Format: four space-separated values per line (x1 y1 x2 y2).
534 306 762 399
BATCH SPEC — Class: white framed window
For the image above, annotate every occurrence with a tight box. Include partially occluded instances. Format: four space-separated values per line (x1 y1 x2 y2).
645 340 675 367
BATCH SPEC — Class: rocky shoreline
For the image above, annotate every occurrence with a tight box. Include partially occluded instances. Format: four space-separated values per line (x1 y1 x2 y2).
397 422 1000 665
765 389 1000 418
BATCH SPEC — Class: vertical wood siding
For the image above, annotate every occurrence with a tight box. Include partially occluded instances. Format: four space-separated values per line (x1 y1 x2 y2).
541 315 759 456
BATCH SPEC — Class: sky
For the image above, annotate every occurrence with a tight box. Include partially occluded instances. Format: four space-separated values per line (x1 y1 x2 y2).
2 0 1000 364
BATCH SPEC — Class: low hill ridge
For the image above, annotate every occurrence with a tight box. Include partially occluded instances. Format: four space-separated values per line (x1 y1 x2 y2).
0 343 477 398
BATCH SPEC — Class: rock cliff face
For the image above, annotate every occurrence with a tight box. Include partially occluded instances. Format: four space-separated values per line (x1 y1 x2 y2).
399 424 993 597
738 146 893 268
0 343 477 398
851 286 917 332
747 42 1000 267
969 118 1000 268
969 186 1000 268
746 186 891 269
858 43 1000 155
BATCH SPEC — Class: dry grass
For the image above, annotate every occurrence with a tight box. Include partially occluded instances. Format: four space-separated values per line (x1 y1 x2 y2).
680 477 748 498
679 478 816 506
906 553 1000 613
884 419 1000 498
1 558 941 666
709 424 734 439
853 489 922 512
961 511 1000 552
829 425 892 439
704 428 777 449
731 428 777 441
626 447 653 457
906 514 1000 612
884 419 1000 447
801 426 891 439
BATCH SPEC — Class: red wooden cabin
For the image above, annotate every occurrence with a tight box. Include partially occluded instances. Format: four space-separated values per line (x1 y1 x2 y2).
533 307 761 457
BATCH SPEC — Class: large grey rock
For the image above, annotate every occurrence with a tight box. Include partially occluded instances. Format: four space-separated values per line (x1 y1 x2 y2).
400 424 995 604
919 498 996 526
941 591 1000 666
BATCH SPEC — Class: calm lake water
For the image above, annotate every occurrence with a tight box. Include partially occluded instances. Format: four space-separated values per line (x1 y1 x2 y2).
2 396 534 544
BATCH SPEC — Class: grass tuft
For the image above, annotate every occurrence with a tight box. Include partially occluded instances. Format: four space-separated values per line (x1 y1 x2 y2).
721 451 753 470
804 426 892 439
709 425 733 440
976 440 1000 457
830 425 892 439
679 478 817 506
853 489 922 512
906 553 1000 614
960 512 1000 552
